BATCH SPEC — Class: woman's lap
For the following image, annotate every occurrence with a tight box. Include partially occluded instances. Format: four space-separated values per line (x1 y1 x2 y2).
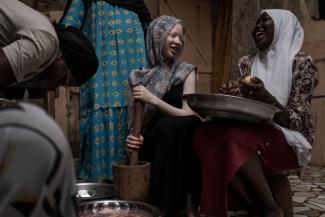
193 119 298 216
139 115 201 212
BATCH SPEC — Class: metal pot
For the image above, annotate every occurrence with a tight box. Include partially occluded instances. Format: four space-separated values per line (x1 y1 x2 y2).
76 183 115 202
183 93 280 123
78 200 162 217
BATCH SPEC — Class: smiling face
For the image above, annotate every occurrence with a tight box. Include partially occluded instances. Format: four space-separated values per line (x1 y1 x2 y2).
162 23 184 61
252 12 274 51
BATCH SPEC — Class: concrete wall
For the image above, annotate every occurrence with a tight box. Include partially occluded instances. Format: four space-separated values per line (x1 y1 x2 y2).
231 0 296 78
301 0 325 165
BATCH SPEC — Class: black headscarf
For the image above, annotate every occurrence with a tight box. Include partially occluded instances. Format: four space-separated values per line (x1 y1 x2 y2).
54 23 99 85
60 0 151 34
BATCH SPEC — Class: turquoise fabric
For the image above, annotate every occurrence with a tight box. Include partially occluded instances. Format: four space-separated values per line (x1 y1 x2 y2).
61 0 146 181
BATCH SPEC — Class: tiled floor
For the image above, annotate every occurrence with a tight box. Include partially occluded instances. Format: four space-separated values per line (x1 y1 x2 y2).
229 165 325 217
291 166 325 217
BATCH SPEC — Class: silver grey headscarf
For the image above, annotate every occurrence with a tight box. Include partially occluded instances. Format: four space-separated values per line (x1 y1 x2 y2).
128 15 196 129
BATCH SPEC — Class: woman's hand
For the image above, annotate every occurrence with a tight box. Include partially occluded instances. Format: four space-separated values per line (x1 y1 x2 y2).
240 77 275 104
126 134 144 151
133 85 157 105
218 80 240 96
240 76 290 127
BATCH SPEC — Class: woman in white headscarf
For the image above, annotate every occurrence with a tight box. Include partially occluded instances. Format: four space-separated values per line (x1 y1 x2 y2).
194 9 319 217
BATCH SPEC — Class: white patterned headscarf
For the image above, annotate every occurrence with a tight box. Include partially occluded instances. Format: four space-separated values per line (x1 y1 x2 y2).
128 15 196 128
251 9 304 106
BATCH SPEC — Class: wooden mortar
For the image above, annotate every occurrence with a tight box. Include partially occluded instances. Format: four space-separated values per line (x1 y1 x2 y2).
112 101 150 201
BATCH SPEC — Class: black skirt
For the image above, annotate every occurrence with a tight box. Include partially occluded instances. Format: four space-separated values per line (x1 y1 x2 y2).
139 84 201 212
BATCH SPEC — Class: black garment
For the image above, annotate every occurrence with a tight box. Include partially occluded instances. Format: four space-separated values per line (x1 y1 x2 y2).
60 0 151 34
53 24 98 85
139 84 201 212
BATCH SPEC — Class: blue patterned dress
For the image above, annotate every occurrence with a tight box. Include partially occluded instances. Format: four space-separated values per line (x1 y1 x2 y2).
61 0 146 182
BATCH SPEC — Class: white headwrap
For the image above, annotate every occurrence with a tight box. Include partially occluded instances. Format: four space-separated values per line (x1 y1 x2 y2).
252 9 304 105
252 9 311 166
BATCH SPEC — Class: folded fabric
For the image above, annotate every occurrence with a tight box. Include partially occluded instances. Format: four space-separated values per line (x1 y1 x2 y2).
274 123 312 166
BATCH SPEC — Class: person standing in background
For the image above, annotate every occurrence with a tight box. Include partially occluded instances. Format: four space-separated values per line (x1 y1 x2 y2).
60 0 150 182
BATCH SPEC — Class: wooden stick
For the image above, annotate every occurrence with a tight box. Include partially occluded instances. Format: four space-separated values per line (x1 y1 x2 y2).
129 100 144 165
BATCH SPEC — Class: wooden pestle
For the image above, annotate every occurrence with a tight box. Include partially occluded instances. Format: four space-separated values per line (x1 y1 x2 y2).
129 100 144 166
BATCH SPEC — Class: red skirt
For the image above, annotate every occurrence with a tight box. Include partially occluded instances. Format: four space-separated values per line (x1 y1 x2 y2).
193 119 298 217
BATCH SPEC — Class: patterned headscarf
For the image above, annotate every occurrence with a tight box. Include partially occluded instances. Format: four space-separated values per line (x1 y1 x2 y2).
128 15 196 129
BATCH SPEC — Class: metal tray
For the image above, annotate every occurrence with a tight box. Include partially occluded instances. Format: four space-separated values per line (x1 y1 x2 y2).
183 93 280 123
76 183 115 202
78 200 162 217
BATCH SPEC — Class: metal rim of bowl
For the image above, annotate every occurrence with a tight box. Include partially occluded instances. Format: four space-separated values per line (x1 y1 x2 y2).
78 199 162 217
183 93 280 109
183 93 280 123
75 182 115 200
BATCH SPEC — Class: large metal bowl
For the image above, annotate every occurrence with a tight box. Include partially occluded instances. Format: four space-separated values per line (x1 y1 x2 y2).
183 93 280 123
78 200 162 217
76 183 115 202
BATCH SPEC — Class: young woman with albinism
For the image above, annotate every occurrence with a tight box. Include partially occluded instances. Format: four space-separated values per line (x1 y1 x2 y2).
127 15 201 216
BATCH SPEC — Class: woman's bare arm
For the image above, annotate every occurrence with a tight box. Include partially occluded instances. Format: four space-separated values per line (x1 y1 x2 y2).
132 69 197 116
